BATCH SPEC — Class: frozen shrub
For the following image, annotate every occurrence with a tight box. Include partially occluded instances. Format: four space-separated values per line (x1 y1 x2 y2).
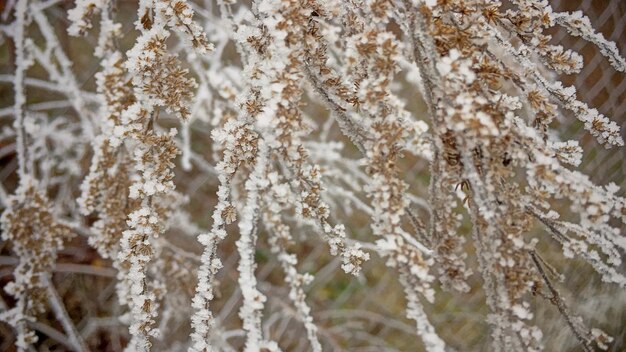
0 0 624 351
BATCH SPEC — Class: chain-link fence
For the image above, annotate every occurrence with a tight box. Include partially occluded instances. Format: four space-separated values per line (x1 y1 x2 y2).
552 0 626 189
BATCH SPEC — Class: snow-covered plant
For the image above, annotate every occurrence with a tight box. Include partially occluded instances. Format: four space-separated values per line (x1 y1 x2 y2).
0 0 624 351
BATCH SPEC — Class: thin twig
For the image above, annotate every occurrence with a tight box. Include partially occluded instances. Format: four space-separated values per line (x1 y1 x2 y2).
302 61 370 154
46 278 91 352
528 250 592 352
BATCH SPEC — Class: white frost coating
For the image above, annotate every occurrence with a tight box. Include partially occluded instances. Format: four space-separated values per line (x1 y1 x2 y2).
554 11 626 72
12 0 30 180
235 140 272 352
67 0 106 36
399 266 446 352
485 22 624 148
190 121 259 351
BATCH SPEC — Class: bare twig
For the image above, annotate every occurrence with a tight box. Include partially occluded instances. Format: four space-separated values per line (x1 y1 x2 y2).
46 278 91 352
528 250 592 352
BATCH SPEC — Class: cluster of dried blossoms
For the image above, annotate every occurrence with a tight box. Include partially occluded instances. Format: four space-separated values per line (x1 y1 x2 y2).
0 0 625 351
0 177 73 349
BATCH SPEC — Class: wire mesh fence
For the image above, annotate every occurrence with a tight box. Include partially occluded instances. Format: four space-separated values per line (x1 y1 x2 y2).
551 0 626 189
